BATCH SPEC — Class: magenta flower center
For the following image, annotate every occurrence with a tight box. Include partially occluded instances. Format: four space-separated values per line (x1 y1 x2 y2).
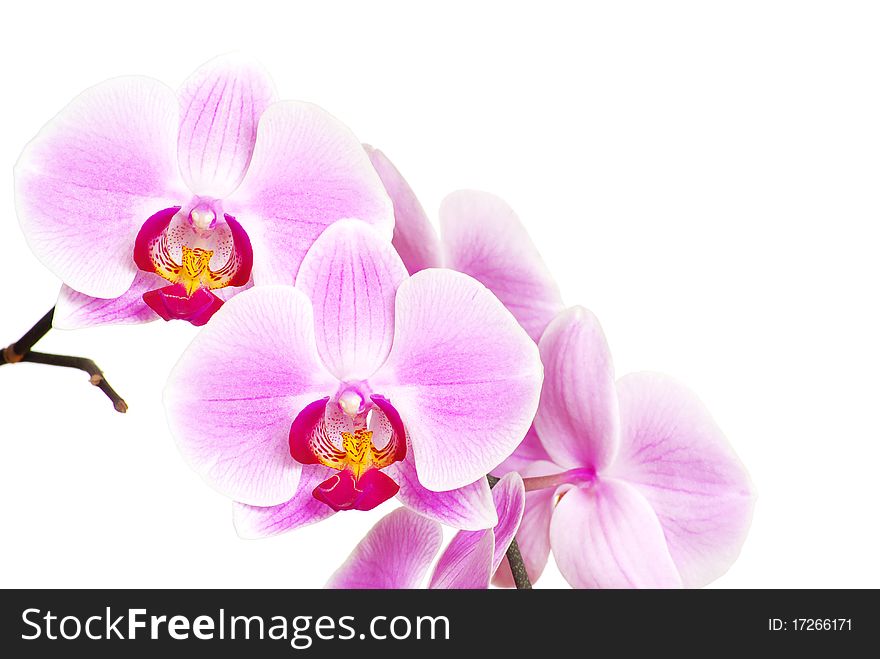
289 392 407 512
133 197 253 326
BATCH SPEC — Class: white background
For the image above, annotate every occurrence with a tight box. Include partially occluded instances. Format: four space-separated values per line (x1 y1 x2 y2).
1 0 878 589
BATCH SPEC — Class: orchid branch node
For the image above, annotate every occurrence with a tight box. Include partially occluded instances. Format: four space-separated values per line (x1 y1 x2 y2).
1 307 127 413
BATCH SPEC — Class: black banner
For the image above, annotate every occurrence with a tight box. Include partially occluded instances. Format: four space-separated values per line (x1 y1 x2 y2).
0 589 872 656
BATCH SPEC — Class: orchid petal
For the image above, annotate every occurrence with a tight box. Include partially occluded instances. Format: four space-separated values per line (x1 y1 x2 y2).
326 508 443 589
164 286 337 506
388 453 497 531
491 426 552 477
177 54 276 198
610 372 756 587
489 473 526 572
439 190 563 342
535 306 620 471
233 465 336 539
53 272 163 329
213 276 253 302
295 220 407 380
492 462 557 587
15 76 184 298
429 529 494 590
493 489 555 587
365 146 442 274
234 102 393 286
550 479 683 588
372 269 543 491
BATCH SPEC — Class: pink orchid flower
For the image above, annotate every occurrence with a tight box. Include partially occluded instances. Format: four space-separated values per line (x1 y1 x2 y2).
164 220 543 531
366 147 563 342
369 151 755 588
326 473 525 589
493 307 756 588
15 55 391 328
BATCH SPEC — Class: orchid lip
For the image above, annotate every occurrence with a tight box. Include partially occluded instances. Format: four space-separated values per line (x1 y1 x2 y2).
289 394 407 511
132 203 253 325
142 284 223 327
313 469 400 512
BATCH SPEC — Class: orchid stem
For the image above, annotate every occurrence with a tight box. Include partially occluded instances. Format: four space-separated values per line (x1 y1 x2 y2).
487 474 533 590
1 306 127 413
5 306 55 357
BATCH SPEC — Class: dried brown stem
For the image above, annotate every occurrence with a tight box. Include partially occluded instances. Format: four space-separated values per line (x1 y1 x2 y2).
1 307 127 413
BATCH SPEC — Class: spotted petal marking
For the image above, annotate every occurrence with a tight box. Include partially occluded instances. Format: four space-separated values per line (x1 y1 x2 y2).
138 210 251 293
289 395 408 511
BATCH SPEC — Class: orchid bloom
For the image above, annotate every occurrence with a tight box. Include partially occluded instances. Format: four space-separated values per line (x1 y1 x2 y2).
326 473 525 589
164 220 542 532
15 55 391 328
366 147 563 342
368 152 755 587
492 307 756 588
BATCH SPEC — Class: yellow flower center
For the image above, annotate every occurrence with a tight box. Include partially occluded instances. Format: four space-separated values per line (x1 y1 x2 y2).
314 427 399 480
176 246 215 295
340 429 374 480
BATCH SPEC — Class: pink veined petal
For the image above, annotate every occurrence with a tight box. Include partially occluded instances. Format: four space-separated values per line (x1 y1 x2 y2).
493 489 556 587
439 190 564 342
491 426 552 477
234 101 393 287
549 479 683 589
176 54 276 198
295 220 407 380
326 508 443 589
53 272 164 330
387 453 498 531
372 269 543 491
233 465 336 539
489 473 526 572
429 529 494 590
492 460 558 587
610 372 756 588
15 76 185 298
535 306 620 472
213 276 253 302
365 146 442 275
164 286 337 506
